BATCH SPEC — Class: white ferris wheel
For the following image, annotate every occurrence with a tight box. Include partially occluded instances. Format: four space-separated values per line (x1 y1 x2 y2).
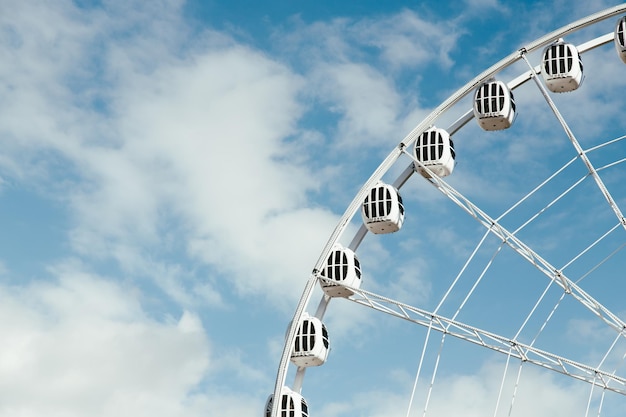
268 4 626 417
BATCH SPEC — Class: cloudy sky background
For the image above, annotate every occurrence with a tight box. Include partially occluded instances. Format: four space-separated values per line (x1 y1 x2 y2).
1 1 626 416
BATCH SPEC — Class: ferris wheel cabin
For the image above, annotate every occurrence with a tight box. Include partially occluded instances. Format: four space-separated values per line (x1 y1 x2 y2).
413 127 455 178
290 313 330 368
616 16 626 64
361 182 405 234
265 387 309 417
473 80 516 131
318 244 362 297
541 39 583 92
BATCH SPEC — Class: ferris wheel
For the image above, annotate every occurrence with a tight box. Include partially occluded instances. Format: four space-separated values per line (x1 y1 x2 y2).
268 4 626 417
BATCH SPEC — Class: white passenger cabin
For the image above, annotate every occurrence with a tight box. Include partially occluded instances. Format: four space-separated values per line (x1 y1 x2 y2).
541 39 583 92
265 387 309 417
616 16 626 64
290 313 330 368
414 127 455 178
473 80 516 131
318 244 361 297
361 182 405 234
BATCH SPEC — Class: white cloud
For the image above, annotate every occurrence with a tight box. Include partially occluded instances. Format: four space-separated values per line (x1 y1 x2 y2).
273 10 462 149
311 62 402 147
0 0 344 310
317 359 591 417
2 2 626 417
424 362 589 417
0 0 477 314
0 2 333 411
0 265 211 417
352 10 460 70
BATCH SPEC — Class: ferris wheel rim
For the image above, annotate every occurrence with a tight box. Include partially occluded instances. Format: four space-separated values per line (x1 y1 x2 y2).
269 4 626 417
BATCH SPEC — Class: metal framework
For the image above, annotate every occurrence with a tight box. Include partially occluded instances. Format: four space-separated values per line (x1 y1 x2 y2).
269 4 626 417
324 277 626 395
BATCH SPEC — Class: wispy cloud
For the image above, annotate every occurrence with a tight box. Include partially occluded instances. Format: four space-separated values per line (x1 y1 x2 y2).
1 1 625 416
0 263 210 416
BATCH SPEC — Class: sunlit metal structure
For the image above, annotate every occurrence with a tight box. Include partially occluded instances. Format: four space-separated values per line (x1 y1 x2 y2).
361 181 405 234
268 6 626 417
413 127 455 178
473 79 516 130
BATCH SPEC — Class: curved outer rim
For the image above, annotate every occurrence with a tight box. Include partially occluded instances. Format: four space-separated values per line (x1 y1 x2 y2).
269 4 626 416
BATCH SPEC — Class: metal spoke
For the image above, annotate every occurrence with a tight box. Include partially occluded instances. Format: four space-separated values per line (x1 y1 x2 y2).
321 277 626 395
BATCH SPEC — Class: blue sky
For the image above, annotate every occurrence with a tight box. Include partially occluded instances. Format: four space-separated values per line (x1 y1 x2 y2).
1 1 626 416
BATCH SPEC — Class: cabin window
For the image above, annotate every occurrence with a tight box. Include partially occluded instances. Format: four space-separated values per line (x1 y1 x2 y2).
354 257 361 278
414 127 454 174
437 134 443 159
545 43 577 75
306 322 314 351
294 332 300 352
295 320 315 352
326 253 334 279
480 84 487 112
324 251 346 281
378 186 385 217
476 82 508 113
430 131 437 161
371 187 377 217
322 247 359 283
490 83 498 112
397 193 405 215
332 251 345 281
364 185 395 218
280 394 294 417
545 45 557 74
566 50 573 72
416 129 451 165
